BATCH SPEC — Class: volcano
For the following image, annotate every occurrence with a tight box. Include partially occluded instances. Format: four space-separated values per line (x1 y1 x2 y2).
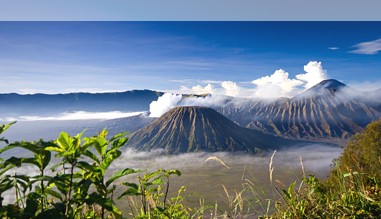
126 106 295 154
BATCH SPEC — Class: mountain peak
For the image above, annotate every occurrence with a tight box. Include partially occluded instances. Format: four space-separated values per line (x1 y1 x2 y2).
309 79 346 92
296 79 347 98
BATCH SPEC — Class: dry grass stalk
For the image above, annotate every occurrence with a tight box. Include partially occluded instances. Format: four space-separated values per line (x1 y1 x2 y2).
205 156 230 169
269 150 277 185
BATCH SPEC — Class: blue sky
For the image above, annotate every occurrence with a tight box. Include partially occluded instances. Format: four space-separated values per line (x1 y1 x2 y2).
0 22 381 96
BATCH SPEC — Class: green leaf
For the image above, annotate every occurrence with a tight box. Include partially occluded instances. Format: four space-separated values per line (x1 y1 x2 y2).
100 150 121 171
118 188 141 198
110 137 128 152
45 146 64 153
166 169 181 177
98 129 109 139
0 122 16 144
109 132 128 143
56 132 72 151
0 162 15 176
21 157 40 168
4 157 23 167
31 175 56 184
145 169 164 181
0 142 35 154
122 182 139 190
44 186 63 201
106 168 141 187
0 180 13 193
82 149 100 164
77 161 95 172
42 151 51 170
0 121 16 133
152 176 164 185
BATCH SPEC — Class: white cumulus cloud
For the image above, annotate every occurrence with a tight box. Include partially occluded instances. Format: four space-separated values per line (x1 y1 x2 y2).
179 84 215 95
221 81 240 97
192 84 215 94
296 61 328 89
252 69 303 98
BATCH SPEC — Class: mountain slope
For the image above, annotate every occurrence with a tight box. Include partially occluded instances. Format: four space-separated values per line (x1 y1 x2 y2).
218 79 381 142
96 114 156 136
126 106 296 154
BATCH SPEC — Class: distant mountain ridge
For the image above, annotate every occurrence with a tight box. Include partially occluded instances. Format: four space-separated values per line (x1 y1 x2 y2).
0 90 163 117
126 106 297 154
218 79 381 142
2 79 381 145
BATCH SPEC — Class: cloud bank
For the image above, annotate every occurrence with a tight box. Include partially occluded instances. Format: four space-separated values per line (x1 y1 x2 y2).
177 61 329 99
151 61 332 117
0 144 341 205
1 111 144 122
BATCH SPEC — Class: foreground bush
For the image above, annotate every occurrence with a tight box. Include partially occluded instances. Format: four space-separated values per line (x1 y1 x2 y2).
268 173 381 218
269 120 381 218
0 123 202 219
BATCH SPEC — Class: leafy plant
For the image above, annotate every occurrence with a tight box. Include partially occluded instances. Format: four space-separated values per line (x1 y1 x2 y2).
118 168 202 218
79 129 141 218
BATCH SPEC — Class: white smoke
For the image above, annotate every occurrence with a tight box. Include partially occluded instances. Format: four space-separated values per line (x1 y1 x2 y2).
148 92 232 118
149 93 182 117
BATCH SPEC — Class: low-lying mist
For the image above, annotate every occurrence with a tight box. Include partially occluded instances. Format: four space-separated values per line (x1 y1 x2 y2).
1 144 342 209
1 111 145 122
113 144 341 177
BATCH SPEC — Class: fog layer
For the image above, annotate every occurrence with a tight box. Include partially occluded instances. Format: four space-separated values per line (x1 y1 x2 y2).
1 144 341 205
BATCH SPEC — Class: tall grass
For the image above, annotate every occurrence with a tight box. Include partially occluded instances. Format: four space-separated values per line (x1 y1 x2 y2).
204 151 381 218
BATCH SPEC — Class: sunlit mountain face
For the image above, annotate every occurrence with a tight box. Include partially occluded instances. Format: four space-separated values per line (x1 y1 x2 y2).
217 79 381 144
126 106 299 154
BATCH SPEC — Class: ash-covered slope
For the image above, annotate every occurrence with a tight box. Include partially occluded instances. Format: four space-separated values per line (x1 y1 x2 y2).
127 106 294 154
219 79 381 142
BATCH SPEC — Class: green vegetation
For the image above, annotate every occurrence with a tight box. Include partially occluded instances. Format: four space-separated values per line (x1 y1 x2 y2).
269 120 381 218
0 120 380 218
0 123 201 219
